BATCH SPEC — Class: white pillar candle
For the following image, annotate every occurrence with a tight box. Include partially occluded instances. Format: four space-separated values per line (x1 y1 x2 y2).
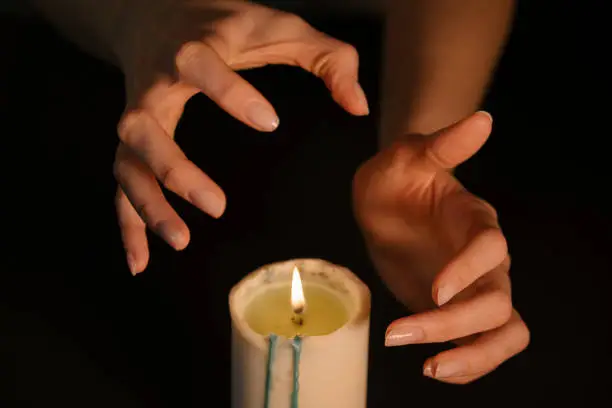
229 258 371 408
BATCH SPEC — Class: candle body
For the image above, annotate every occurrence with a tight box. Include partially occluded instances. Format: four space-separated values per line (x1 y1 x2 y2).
230 259 371 408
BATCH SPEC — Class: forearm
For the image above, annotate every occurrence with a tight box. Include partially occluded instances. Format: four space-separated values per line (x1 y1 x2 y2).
30 0 129 64
379 0 515 147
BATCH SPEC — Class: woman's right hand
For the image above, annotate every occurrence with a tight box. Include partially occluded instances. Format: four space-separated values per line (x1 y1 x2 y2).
110 0 369 274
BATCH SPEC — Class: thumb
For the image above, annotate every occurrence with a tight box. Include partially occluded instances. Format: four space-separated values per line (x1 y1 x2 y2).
425 111 493 170
291 35 369 116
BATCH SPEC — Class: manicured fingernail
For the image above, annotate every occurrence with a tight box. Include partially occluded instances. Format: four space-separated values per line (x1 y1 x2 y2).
423 363 434 377
354 83 369 115
436 285 456 306
424 360 467 378
476 110 493 123
189 190 225 218
126 253 138 276
155 221 187 250
245 102 279 131
385 326 425 347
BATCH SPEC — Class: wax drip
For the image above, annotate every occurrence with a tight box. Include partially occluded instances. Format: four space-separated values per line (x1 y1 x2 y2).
290 336 303 408
263 334 278 408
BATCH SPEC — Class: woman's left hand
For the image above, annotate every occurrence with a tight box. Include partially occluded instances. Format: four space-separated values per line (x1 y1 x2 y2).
353 112 530 383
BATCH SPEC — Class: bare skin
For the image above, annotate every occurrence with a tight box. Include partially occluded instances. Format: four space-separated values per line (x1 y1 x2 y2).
31 0 528 384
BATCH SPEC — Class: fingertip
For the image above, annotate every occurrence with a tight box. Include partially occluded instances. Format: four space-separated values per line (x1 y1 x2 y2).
384 319 426 347
476 110 493 124
423 359 434 378
384 317 406 335
188 189 226 219
330 79 369 116
174 227 191 251
127 251 148 276
155 220 190 251
351 83 369 116
433 284 455 307
245 101 280 132
471 110 493 135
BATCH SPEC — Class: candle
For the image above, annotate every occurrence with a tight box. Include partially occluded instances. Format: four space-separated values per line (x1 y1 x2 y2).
229 259 371 408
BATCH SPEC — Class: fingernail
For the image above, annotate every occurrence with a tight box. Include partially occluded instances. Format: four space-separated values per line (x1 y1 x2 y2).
127 253 138 276
353 83 369 115
245 102 279 131
424 360 467 379
155 221 187 250
423 363 434 377
476 110 493 123
189 190 225 218
385 326 425 347
436 285 456 306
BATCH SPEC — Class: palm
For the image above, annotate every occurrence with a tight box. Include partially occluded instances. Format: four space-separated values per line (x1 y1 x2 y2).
353 113 503 312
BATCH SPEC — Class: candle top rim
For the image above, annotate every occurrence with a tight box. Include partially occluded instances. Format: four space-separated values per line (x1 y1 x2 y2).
229 258 371 349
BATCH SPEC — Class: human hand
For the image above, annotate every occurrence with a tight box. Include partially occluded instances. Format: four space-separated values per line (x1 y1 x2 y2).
111 0 369 274
353 112 529 383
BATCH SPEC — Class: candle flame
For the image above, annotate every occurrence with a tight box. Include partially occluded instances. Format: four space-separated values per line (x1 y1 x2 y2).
291 266 306 314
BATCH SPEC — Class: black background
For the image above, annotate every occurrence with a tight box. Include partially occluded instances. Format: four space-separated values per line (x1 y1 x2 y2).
1 1 610 407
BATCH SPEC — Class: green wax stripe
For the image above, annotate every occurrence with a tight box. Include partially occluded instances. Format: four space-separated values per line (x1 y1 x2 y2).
290 336 303 408
264 334 278 408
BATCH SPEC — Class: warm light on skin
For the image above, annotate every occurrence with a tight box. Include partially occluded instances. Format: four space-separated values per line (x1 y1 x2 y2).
291 266 306 315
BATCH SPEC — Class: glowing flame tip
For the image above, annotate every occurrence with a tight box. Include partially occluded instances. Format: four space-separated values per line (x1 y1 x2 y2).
291 266 306 313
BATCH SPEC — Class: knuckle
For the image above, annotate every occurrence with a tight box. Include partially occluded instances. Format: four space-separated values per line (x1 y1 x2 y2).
478 228 509 267
132 202 150 224
278 12 307 28
114 188 124 209
117 110 145 143
175 41 205 74
159 159 192 190
270 10 311 34
514 321 531 352
112 157 128 182
336 42 359 64
478 198 500 220
487 290 513 326
212 78 240 104
387 140 420 168
481 227 508 254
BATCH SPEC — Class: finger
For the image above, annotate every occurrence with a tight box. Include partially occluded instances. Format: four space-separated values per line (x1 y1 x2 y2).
113 144 190 251
424 111 493 170
433 199 509 306
289 33 369 116
176 42 280 132
118 111 226 219
115 186 149 275
384 268 512 346
423 311 530 384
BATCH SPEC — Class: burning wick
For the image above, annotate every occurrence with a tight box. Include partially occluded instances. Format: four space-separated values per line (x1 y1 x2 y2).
292 308 304 326
291 266 306 327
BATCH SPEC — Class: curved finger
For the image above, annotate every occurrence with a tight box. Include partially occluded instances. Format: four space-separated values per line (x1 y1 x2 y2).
423 310 530 384
434 200 509 306
384 268 512 346
176 42 279 132
114 145 190 251
118 111 226 219
285 32 368 116
115 186 149 275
